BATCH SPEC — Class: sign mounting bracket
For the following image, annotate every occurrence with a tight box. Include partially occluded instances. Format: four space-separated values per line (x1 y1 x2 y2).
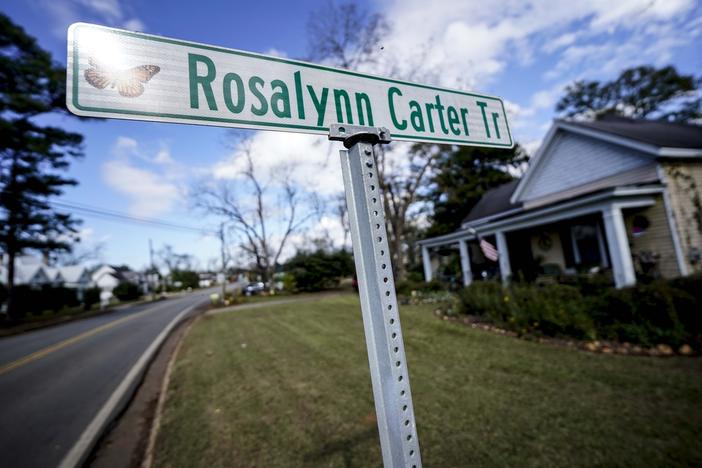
330 123 422 468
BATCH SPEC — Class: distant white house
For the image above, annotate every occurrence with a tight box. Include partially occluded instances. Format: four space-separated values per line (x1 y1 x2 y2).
14 264 51 286
198 272 216 288
0 255 51 286
90 264 145 295
1 255 95 291
91 265 122 293
43 266 62 286
60 265 92 289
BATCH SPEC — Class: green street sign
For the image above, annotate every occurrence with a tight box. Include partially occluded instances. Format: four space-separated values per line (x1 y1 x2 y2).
67 23 513 148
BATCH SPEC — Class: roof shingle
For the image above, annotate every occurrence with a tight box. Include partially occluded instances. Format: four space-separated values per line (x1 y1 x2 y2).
562 115 702 149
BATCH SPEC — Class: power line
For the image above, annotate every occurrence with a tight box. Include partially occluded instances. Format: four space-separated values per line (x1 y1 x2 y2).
52 200 214 234
49 200 217 235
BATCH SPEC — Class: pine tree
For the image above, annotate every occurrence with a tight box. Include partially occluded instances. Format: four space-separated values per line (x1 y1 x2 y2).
556 65 701 122
424 144 527 237
0 14 84 319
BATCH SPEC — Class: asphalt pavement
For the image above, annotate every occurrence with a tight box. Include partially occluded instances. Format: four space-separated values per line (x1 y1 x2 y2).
0 289 213 468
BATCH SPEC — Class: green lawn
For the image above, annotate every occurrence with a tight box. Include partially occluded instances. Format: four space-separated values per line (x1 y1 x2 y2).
153 294 702 467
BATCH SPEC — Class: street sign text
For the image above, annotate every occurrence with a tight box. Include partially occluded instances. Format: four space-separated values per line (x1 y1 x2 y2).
67 23 513 148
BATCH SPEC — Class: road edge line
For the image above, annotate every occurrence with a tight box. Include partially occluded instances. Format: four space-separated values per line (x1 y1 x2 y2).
58 303 197 468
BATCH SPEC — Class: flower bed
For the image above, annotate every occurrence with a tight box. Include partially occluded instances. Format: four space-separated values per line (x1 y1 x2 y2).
449 274 702 353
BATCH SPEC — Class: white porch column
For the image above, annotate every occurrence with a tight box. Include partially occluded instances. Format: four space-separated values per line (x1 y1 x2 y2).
421 245 433 282
602 205 636 288
458 239 473 287
495 231 511 284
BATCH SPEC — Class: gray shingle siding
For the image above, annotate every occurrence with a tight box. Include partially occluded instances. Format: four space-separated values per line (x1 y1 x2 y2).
520 131 653 202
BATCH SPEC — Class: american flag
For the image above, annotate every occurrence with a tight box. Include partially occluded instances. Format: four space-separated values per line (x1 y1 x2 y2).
480 238 499 262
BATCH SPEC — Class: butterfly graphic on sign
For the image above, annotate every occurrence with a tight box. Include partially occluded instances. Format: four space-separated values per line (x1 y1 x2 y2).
84 57 160 98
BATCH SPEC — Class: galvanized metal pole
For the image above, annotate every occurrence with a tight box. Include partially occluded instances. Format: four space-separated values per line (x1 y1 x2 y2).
329 124 422 468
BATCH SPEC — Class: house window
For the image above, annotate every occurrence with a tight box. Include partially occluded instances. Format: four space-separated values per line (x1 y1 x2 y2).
570 222 608 268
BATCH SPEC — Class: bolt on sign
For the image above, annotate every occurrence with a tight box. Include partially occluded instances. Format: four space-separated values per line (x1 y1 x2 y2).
67 23 513 148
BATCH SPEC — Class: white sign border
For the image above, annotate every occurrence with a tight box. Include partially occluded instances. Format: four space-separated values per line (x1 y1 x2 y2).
67 23 514 148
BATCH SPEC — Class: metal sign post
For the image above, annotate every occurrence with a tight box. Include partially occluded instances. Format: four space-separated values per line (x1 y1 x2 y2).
330 124 421 468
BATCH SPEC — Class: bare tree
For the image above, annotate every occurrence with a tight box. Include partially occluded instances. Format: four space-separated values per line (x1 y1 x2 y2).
206 257 219 272
376 143 439 279
53 241 106 266
217 222 231 301
307 2 439 279
157 244 195 274
306 1 389 70
333 192 350 248
193 141 320 283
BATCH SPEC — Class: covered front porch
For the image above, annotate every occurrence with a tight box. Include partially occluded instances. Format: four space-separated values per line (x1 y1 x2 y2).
419 186 680 289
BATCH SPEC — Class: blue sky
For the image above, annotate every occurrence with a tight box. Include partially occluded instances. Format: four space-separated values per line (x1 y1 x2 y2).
2 0 701 270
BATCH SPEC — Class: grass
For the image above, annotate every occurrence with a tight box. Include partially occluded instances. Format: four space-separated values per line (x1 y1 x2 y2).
153 294 702 467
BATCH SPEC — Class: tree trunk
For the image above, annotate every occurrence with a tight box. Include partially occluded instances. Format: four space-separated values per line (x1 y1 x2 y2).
390 219 407 281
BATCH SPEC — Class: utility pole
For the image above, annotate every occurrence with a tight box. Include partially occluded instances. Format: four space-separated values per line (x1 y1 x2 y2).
149 238 156 299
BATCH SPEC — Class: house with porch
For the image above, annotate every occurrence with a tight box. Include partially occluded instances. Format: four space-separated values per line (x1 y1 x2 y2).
418 116 702 288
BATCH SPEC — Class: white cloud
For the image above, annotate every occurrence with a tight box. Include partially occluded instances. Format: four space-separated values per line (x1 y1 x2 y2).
587 0 695 31
288 215 348 254
102 137 182 217
40 0 146 37
114 136 138 153
263 48 288 58
378 0 698 91
154 148 174 165
76 0 123 21
78 227 95 241
522 139 543 157
122 18 145 31
526 82 570 115
502 100 533 129
212 131 341 196
542 32 578 54
103 159 179 217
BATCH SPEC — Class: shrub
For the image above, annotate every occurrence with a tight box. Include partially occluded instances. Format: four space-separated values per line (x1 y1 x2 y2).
670 272 702 340
457 281 509 319
113 282 141 301
590 282 689 347
11 285 42 316
282 273 296 292
511 283 595 339
284 249 354 291
456 277 700 347
171 270 199 290
83 287 101 310
458 282 594 339
396 278 444 296
40 285 79 312
559 273 613 297
5 285 80 317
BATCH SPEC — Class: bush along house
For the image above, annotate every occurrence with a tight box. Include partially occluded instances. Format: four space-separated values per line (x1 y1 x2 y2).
418 116 702 288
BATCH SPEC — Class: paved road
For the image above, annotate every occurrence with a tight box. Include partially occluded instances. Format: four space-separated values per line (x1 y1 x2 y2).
0 289 213 468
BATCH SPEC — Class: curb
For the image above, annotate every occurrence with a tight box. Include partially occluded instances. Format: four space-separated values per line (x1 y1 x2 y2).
57 303 198 468
141 313 201 468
